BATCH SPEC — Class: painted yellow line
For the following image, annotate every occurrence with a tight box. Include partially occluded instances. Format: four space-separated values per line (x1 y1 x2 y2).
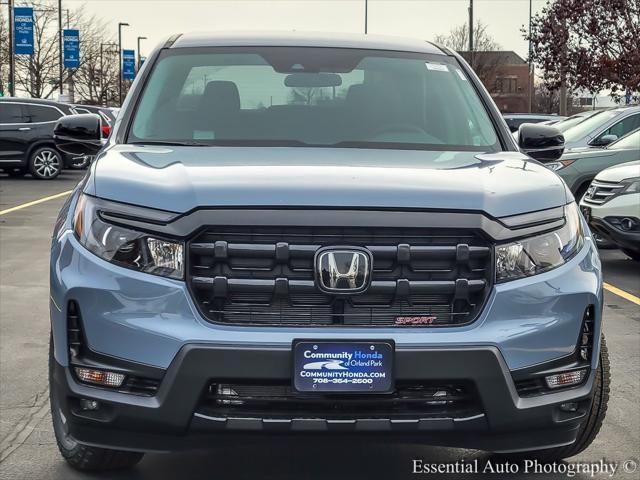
0 190 73 216
604 282 640 306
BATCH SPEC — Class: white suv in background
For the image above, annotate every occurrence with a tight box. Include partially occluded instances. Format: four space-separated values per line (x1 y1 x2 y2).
580 160 640 261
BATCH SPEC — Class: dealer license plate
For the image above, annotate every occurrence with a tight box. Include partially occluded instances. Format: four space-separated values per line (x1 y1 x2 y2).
293 340 394 393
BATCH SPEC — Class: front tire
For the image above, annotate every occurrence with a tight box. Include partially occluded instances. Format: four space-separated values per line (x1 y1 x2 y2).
29 147 62 180
497 335 610 462
49 337 144 471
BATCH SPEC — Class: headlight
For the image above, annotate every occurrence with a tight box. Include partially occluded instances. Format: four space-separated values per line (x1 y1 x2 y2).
621 177 640 194
495 203 584 282
544 159 576 172
73 194 184 279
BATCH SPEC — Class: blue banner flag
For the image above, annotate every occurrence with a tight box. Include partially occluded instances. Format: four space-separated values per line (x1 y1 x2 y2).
122 50 136 80
63 29 80 69
14 7 34 55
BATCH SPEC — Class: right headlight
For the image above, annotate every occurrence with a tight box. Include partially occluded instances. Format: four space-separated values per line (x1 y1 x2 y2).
495 203 584 282
73 194 184 279
620 177 640 194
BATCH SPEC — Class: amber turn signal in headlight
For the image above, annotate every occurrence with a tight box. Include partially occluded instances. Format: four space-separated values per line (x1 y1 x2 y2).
75 367 125 387
545 369 587 389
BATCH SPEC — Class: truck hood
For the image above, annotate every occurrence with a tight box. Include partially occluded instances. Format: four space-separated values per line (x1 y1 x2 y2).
89 146 568 217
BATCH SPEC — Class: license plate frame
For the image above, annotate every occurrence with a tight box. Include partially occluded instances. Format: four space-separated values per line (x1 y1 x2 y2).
292 340 395 394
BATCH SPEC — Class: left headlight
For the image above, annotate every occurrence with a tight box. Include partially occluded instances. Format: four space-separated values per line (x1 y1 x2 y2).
73 194 184 279
495 203 584 282
544 159 576 172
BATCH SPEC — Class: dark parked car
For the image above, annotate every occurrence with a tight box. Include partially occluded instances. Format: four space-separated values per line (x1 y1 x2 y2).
0 98 78 179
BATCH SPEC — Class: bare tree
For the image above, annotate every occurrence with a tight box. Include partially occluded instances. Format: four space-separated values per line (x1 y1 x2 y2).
6 2 120 103
0 9 9 95
70 9 119 105
434 20 500 53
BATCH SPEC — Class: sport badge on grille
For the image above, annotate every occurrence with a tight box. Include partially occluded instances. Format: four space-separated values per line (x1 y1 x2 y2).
315 247 372 294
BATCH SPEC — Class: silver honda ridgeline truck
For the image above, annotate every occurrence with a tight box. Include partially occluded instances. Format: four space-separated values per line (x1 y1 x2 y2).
50 33 608 471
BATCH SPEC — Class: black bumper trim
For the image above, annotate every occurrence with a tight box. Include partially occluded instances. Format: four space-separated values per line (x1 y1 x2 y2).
51 342 596 453
589 217 640 252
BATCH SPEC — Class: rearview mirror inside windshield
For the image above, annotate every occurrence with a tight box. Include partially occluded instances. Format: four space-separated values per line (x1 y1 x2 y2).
284 72 342 88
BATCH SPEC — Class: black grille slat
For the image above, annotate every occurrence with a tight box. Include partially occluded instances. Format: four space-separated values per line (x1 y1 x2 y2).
202 381 481 419
188 226 492 327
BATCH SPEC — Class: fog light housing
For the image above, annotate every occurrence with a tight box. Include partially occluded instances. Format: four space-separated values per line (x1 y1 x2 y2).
75 367 125 387
79 398 100 411
559 402 579 412
545 369 587 389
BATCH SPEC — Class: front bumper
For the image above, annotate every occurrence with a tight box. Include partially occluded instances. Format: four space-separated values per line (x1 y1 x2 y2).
51 343 596 453
580 194 640 252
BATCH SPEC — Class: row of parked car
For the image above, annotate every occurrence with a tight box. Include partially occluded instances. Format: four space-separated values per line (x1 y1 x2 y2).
0 98 117 180
506 107 640 260
0 97 637 258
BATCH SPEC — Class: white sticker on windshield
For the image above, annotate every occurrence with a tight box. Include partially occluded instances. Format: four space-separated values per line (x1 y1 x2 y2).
455 68 468 81
425 62 449 72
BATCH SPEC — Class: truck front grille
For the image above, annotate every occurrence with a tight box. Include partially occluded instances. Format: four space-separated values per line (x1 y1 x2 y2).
187 226 493 327
200 381 481 419
583 180 626 205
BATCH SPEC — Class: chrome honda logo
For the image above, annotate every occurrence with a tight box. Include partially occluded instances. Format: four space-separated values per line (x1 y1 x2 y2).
586 185 596 199
315 248 372 293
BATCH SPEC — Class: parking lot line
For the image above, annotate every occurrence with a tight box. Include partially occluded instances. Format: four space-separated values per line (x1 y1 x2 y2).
604 282 640 305
0 190 73 216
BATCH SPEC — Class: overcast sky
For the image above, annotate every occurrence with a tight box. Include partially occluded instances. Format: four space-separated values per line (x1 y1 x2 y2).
63 0 549 60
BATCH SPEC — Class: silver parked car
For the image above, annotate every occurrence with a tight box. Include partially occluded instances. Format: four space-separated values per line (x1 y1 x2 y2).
561 106 640 149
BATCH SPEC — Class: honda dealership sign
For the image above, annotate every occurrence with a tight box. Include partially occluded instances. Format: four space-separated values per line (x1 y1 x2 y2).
122 50 136 80
63 29 80 69
13 7 34 55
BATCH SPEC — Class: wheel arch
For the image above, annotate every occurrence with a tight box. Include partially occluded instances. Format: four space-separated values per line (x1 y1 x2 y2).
26 140 63 160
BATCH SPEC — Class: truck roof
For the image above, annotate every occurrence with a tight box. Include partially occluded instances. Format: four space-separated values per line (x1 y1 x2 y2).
170 31 447 56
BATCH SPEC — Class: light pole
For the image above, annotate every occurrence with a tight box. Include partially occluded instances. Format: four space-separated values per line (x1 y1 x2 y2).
528 0 533 113
118 22 129 106
100 42 117 106
5 0 15 96
137 36 147 70
58 0 63 95
364 0 367 34
468 0 474 68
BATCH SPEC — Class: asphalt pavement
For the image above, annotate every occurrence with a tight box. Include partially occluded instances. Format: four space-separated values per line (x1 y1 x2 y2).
0 171 638 480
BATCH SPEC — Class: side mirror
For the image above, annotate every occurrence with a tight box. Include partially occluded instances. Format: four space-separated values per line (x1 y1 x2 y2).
592 134 618 146
54 114 103 157
518 123 565 162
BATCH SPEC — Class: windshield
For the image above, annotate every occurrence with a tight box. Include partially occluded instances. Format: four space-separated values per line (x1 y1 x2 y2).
554 112 599 133
562 110 619 142
608 128 640 150
129 47 499 151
